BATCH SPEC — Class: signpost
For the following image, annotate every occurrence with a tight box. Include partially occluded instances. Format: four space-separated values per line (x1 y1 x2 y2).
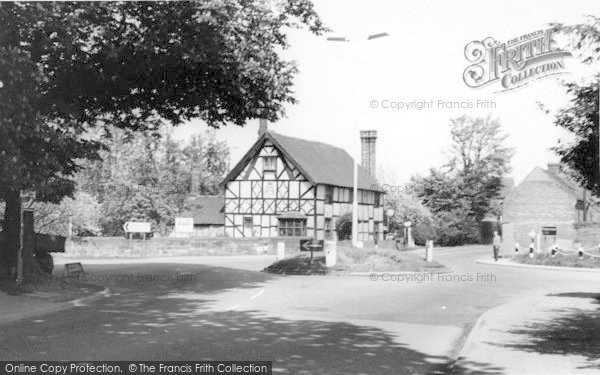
542 226 558 247
300 239 324 263
63 262 84 279
123 222 152 257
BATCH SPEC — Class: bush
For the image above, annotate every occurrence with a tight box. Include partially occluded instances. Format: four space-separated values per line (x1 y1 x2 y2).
431 210 481 246
412 221 436 245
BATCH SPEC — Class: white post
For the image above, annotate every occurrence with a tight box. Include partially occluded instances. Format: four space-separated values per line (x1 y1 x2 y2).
325 241 337 267
536 233 541 254
425 240 433 262
277 242 285 260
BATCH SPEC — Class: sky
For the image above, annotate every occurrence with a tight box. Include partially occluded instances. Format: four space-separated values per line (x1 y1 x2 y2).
173 0 600 186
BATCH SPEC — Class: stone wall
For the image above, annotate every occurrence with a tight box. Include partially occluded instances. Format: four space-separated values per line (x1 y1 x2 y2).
65 236 306 257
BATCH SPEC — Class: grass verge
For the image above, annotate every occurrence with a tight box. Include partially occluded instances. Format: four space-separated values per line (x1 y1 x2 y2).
513 253 600 269
263 246 446 275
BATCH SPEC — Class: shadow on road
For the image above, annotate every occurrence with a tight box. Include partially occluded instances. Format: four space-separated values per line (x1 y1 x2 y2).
0 263 504 374
492 292 600 371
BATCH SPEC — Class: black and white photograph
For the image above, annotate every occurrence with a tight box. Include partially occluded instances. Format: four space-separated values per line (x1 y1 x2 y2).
1 1 599 374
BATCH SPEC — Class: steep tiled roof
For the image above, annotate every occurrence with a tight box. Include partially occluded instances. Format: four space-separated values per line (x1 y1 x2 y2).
223 131 383 192
180 195 224 225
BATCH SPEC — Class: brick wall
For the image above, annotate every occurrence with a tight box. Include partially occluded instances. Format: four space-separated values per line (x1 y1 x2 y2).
502 174 578 250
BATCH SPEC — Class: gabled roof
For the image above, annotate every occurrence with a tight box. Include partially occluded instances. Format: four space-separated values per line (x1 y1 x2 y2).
223 131 383 192
509 166 589 201
180 195 224 225
499 177 515 199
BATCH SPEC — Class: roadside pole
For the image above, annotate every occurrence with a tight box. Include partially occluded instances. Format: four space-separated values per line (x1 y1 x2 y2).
16 207 23 285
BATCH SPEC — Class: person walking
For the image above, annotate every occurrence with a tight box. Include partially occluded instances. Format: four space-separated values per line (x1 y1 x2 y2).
492 231 501 261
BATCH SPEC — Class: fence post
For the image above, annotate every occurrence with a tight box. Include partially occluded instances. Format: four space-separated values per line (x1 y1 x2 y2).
325 241 337 267
425 240 434 262
277 242 285 260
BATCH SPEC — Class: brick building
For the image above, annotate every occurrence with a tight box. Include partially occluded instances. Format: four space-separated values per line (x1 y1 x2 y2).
502 163 600 249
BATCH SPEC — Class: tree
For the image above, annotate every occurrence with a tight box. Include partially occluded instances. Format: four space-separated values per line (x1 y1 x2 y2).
28 192 102 237
410 115 513 245
0 1 326 279
0 47 101 276
545 17 600 196
549 77 599 197
76 127 230 236
446 115 513 220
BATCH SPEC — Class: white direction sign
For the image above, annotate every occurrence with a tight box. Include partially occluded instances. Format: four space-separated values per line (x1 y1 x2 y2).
175 217 194 233
123 221 152 233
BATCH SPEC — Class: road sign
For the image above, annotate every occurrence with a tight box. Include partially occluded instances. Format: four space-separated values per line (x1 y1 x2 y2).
542 226 557 236
300 239 324 252
123 221 152 233
175 217 194 233
63 262 84 278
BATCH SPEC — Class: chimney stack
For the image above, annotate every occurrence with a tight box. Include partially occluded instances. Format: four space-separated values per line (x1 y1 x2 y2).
258 119 268 136
547 163 561 175
360 130 377 177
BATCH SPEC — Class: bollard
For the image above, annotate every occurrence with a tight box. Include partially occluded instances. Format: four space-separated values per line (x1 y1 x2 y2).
325 241 337 267
515 243 519 254
425 240 434 262
529 244 534 258
551 246 556 257
578 246 584 259
277 242 285 260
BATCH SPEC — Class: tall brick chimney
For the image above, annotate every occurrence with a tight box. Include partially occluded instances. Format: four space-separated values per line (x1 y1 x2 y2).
360 130 377 177
258 119 268 136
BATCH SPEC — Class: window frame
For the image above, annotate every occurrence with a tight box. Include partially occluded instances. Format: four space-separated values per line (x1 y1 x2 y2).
263 156 277 172
278 218 307 237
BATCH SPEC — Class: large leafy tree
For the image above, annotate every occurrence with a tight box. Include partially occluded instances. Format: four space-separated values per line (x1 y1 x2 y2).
0 1 325 279
77 128 229 236
447 115 513 220
550 77 599 197
411 115 513 245
547 17 600 197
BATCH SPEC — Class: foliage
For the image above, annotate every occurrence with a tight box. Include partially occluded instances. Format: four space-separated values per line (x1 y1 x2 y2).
77 127 230 236
28 191 102 237
0 1 326 129
410 115 513 246
384 191 432 230
547 17 600 197
0 1 325 277
0 47 102 202
411 222 436 246
335 213 352 241
548 76 600 197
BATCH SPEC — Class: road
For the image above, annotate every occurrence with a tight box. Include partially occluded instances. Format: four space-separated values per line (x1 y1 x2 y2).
0 246 598 374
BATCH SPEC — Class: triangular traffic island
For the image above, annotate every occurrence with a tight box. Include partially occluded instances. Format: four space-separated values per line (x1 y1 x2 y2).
262 255 329 275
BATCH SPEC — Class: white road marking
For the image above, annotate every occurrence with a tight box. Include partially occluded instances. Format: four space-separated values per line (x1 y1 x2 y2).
225 304 240 311
249 289 265 300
